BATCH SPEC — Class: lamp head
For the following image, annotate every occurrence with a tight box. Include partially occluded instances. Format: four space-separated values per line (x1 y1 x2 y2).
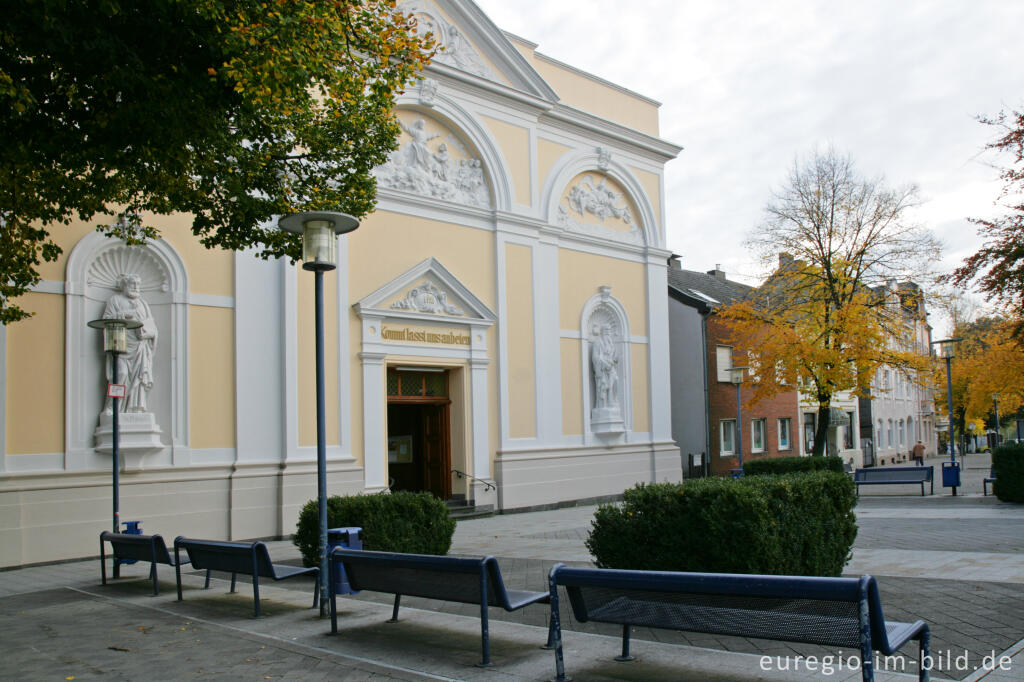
88 317 142 353
278 211 360 271
729 366 749 385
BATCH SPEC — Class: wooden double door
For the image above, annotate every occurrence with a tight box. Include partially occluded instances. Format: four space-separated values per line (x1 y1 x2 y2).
387 401 451 499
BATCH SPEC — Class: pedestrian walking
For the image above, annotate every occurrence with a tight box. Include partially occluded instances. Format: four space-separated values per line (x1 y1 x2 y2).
912 440 926 466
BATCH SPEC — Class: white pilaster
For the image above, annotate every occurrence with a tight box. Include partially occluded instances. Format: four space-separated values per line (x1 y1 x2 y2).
0 322 6 470
469 324 491 479
282 263 300 463
535 236 562 442
646 253 672 441
360 351 387 489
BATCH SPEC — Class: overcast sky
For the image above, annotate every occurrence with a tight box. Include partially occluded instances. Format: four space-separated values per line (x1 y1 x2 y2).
473 0 1024 334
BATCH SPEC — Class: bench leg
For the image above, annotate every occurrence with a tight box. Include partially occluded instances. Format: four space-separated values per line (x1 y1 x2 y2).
252 574 261 618
918 626 930 682
550 577 568 682
204 569 211 589
175 557 183 602
150 562 159 596
388 594 401 623
230 572 237 593
329 573 338 634
474 565 492 668
541 614 556 650
311 574 319 610
615 624 635 662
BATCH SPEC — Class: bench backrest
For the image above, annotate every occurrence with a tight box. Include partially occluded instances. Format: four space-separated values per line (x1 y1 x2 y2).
854 466 932 482
331 548 512 608
552 566 878 650
175 538 278 578
101 531 172 564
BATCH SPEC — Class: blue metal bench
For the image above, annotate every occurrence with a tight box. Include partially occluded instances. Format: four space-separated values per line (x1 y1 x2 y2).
984 467 996 496
548 564 930 682
173 538 319 617
855 465 934 496
328 548 552 667
100 531 200 596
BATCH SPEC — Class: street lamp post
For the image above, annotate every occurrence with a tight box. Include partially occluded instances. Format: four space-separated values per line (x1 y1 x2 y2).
729 365 749 474
88 317 142 575
932 338 962 496
992 393 1000 449
279 211 360 616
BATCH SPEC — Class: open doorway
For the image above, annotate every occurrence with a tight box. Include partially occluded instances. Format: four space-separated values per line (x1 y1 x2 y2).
386 368 451 499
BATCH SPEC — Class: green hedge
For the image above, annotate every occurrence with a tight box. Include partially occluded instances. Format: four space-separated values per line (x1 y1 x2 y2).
992 443 1024 503
294 491 456 567
743 455 844 475
585 472 857 576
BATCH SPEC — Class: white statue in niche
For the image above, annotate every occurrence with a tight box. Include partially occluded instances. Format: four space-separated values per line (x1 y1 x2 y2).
102 273 158 414
590 322 620 410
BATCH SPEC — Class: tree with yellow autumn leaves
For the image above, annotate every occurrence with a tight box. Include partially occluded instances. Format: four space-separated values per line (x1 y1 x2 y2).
719 148 941 455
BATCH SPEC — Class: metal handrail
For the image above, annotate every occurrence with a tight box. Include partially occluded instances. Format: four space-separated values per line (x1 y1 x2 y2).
451 469 495 492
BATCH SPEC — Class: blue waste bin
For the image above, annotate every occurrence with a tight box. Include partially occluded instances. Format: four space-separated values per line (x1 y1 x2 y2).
327 527 362 595
119 520 143 565
942 461 961 488
730 468 745 479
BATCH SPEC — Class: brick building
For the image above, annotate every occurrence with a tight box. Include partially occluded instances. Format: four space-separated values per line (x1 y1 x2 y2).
668 260 802 475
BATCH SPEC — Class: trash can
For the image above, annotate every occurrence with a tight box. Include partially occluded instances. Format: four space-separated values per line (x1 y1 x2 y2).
327 527 362 595
942 461 961 488
730 467 745 479
119 520 143 565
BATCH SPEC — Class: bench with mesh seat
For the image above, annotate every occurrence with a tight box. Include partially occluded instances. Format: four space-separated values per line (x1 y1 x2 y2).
854 465 933 496
328 548 552 667
984 467 997 496
173 537 319 617
100 531 201 596
548 565 930 682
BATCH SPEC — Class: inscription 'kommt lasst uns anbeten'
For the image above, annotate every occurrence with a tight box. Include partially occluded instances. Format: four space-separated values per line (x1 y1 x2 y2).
381 326 470 346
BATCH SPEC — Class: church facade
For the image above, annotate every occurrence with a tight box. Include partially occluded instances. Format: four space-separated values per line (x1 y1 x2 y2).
0 0 682 567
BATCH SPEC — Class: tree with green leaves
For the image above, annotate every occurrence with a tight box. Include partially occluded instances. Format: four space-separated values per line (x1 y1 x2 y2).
1 0 436 324
950 109 1024 339
719 148 941 455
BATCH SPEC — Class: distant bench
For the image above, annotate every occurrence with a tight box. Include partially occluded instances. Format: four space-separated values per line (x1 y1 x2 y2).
854 465 933 496
329 548 552 667
100 531 199 596
548 564 930 682
984 467 997 496
173 538 319 617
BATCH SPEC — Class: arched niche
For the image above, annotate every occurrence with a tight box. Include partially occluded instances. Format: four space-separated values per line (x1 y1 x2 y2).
579 286 632 441
64 231 189 470
542 150 659 247
374 104 507 211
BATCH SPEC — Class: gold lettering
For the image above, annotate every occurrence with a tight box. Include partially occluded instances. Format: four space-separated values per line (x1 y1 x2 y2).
380 326 472 346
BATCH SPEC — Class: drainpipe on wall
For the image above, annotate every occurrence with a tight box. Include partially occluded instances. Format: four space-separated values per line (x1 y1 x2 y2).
701 307 712 476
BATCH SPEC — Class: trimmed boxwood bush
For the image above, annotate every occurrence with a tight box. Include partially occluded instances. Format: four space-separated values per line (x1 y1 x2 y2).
294 491 456 567
585 472 857 576
743 455 844 476
992 443 1024 503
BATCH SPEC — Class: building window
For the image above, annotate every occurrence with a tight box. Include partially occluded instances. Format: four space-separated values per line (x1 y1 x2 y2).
720 419 736 455
803 413 816 454
899 419 905 447
752 419 766 452
716 345 733 382
887 419 894 448
778 418 792 451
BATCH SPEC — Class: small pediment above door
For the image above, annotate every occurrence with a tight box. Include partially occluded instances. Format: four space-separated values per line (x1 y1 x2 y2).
354 257 496 325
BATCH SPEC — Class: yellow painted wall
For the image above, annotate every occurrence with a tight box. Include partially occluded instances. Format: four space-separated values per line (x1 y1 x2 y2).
37 222 94 282
505 244 536 438
189 306 236 449
154 215 234 297
631 344 650 433
560 338 583 436
481 116 531 206
5 293 64 454
538 138 571 191
558 250 647 337
630 166 662 228
528 57 660 137
298 269 339 448
347 212 496 465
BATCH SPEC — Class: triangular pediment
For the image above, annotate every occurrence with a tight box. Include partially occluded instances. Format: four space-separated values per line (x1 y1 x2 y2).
354 258 496 325
401 0 558 103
